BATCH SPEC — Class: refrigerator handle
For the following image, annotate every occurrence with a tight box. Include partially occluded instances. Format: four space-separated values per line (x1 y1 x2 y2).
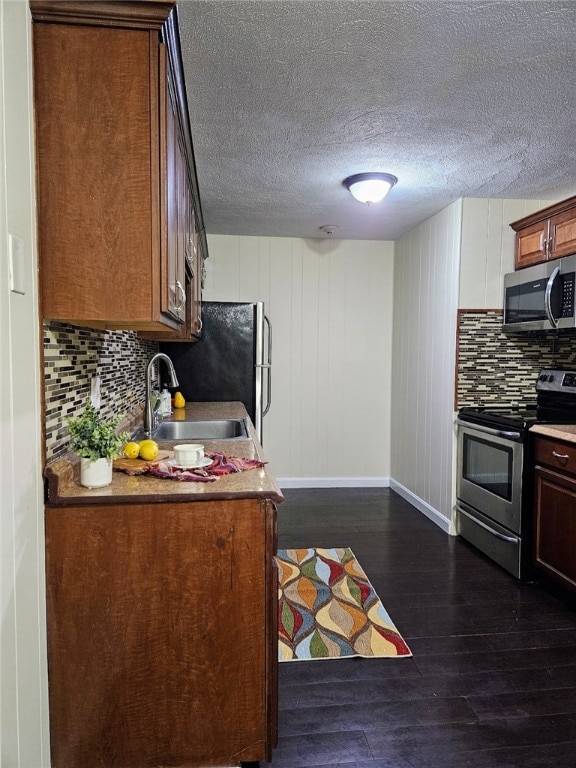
263 314 272 416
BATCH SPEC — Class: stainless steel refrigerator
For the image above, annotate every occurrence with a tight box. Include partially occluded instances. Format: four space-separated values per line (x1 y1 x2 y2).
159 301 272 443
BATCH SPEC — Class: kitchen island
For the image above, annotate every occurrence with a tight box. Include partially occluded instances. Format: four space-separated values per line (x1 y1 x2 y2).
44 402 282 768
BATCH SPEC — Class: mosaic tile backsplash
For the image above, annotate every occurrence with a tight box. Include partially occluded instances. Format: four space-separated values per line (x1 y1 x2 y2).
457 311 576 408
45 313 576 458
44 322 159 461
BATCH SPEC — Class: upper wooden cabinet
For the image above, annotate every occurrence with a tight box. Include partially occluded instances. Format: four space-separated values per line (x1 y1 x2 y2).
511 195 576 270
30 0 207 331
141 129 206 342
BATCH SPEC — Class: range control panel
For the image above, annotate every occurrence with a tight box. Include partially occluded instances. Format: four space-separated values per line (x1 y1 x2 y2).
560 272 576 318
537 369 576 393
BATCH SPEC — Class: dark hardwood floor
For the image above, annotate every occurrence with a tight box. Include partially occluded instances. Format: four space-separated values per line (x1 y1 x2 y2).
264 487 576 768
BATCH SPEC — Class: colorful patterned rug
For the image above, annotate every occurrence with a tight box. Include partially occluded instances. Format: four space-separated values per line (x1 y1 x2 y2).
277 547 412 661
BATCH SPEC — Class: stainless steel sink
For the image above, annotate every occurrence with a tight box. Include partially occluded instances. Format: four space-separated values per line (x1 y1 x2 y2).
134 418 249 441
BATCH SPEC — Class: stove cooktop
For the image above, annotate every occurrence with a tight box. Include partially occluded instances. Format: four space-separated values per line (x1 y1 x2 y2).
458 405 539 430
459 369 576 430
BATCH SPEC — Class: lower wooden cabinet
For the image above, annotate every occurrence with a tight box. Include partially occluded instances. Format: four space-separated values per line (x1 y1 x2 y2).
534 436 576 591
45 498 278 768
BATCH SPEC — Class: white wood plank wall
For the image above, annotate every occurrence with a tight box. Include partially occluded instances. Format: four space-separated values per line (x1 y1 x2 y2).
390 201 462 532
204 235 395 484
0 2 50 765
460 198 559 309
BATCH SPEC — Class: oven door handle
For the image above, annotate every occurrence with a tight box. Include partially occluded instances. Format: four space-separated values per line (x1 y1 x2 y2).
457 505 520 543
456 418 521 441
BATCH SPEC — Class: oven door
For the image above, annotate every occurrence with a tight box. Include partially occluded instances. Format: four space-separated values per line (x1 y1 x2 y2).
456 419 523 534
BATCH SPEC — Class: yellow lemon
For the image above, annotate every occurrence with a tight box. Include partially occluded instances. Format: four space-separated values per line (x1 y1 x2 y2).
138 439 159 461
174 391 186 409
123 441 140 459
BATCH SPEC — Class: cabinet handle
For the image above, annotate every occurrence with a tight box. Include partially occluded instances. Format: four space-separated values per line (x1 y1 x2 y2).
540 232 547 254
175 280 186 311
552 451 570 460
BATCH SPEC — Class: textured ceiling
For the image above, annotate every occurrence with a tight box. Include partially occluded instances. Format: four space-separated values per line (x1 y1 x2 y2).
178 1 576 241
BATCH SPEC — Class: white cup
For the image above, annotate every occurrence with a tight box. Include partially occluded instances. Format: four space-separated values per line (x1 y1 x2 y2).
173 443 204 466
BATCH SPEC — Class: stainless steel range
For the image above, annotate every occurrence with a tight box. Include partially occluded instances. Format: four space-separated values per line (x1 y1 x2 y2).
456 369 576 579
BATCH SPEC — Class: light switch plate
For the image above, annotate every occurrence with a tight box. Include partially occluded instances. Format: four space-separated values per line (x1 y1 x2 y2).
9 233 26 295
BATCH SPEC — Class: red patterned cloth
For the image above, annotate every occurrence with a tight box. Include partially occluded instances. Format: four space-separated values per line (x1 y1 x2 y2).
147 451 266 483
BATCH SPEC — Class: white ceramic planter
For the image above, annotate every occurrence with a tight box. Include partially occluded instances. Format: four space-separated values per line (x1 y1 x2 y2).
80 457 113 488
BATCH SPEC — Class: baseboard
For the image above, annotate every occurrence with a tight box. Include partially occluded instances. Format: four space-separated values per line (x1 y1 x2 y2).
389 479 456 535
278 477 390 489
276 478 456 536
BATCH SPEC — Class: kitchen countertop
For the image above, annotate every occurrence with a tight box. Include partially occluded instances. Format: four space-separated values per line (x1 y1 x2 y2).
530 423 576 443
45 401 284 506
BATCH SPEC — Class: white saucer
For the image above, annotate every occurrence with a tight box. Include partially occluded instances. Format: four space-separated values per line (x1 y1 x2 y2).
170 456 213 470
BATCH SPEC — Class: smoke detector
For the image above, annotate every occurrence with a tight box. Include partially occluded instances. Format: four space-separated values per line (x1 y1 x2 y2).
319 224 339 236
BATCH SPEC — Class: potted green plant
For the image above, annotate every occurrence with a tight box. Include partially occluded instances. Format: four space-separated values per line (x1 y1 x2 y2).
66 403 129 488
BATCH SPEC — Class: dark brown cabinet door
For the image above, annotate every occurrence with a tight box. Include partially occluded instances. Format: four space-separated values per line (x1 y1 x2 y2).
45 498 278 768
534 465 576 590
163 68 186 324
190 227 204 338
33 22 167 328
549 208 576 260
515 219 549 269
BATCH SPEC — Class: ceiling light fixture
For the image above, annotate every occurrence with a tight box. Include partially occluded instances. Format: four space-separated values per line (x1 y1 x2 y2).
343 172 398 205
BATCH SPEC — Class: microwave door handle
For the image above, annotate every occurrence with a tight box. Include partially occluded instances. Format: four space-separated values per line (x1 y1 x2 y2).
544 266 561 328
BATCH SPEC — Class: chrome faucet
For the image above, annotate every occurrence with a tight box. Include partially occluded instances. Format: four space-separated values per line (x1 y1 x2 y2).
144 352 179 436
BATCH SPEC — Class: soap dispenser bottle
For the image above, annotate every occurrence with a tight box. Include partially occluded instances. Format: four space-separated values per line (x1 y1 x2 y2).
159 385 172 417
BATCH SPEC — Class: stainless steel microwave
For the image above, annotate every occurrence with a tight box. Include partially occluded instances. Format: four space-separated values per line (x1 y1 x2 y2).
503 254 576 331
